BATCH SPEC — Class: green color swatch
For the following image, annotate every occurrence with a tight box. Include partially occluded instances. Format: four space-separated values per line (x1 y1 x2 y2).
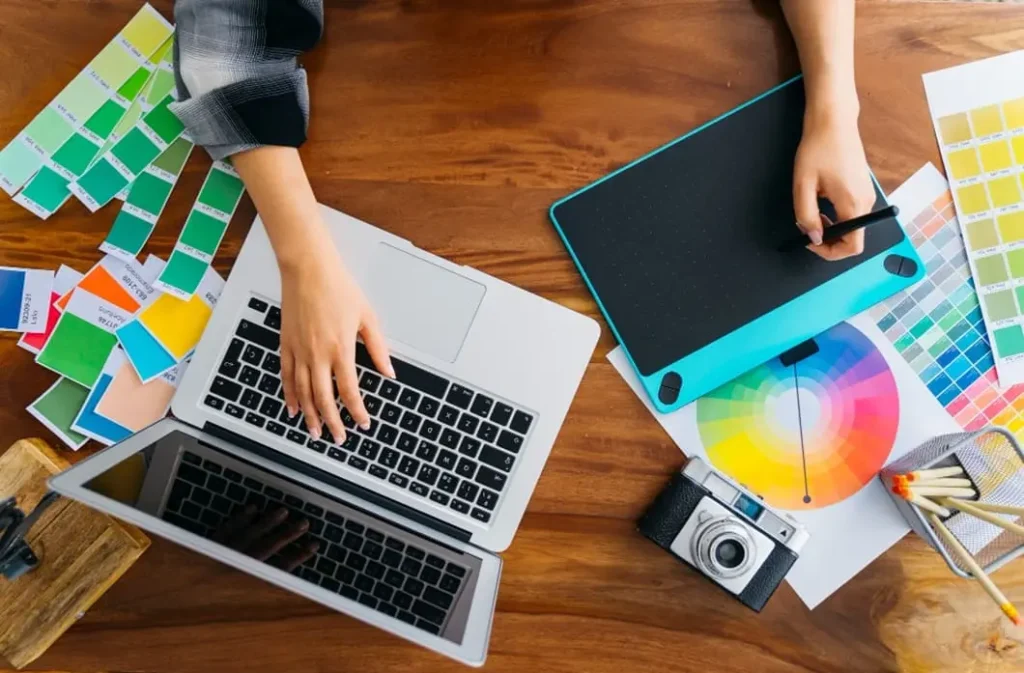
1016 287 1024 316
18 167 71 212
31 378 89 446
84 99 128 139
91 42 138 86
118 67 152 102
74 159 130 207
0 141 42 193
1008 249 1024 279
144 100 185 144
198 168 245 213
111 127 161 174
984 289 1017 322
55 72 108 123
965 219 999 251
24 107 75 154
126 172 174 214
994 325 1024 357
179 210 229 255
51 133 101 176
160 251 209 295
105 211 155 256
37 313 118 388
152 137 193 174
975 254 1010 286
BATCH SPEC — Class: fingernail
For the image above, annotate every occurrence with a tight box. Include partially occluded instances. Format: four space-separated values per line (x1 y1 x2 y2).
385 361 396 379
310 426 321 440
288 405 297 417
809 230 823 246
360 421 371 431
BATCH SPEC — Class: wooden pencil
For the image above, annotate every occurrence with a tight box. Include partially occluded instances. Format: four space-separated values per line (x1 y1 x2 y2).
943 498 1024 538
904 466 965 482
971 502 1024 518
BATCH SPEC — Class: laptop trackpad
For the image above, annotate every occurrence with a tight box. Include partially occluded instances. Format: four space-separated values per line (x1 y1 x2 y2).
365 243 486 363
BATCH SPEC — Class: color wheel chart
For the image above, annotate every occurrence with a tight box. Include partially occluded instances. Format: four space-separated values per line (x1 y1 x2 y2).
695 322 899 510
870 163 1024 440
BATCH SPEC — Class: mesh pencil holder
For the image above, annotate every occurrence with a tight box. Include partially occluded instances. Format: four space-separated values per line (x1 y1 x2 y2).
880 427 1024 579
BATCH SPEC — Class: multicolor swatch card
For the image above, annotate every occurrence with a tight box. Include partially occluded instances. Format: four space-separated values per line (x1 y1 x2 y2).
18 265 84 353
924 50 1024 385
155 161 243 298
95 357 187 431
27 377 90 450
12 38 173 218
71 347 133 446
0 4 172 195
36 288 134 388
56 254 157 314
0 267 55 333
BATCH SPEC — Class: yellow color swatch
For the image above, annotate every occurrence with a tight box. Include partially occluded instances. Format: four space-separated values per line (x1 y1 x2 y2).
971 105 1004 137
947 147 981 179
120 5 174 58
1012 135 1024 166
957 183 991 215
989 175 1022 208
980 140 1013 172
939 113 972 145
998 211 1024 244
139 293 213 360
1005 98 1024 130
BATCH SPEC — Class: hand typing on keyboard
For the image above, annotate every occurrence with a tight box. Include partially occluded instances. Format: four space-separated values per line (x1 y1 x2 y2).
213 504 320 572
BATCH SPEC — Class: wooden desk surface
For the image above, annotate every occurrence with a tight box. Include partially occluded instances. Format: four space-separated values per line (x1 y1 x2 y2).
1 1 1023 671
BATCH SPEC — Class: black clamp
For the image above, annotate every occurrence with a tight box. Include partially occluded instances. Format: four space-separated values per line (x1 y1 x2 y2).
0 492 60 581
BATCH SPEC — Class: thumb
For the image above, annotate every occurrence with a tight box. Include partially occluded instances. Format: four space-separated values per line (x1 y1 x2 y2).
793 175 823 245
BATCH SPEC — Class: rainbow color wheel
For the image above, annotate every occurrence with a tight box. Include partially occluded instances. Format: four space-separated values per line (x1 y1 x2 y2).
696 322 899 510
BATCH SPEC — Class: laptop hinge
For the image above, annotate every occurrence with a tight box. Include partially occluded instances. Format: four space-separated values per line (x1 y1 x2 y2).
202 422 473 544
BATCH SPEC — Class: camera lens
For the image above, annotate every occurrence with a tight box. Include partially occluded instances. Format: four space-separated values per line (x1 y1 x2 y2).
714 539 746 569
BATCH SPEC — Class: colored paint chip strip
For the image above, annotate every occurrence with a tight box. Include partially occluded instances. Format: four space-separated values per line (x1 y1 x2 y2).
27 377 90 450
36 288 134 388
71 348 133 446
56 254 159 314
117 319 179 383
95 357 187 432
0 4 172 195
0 266 55 332
18 265 84 354
69 92 185 212
101 135 194 260
155 162 243 298
141 266 224 359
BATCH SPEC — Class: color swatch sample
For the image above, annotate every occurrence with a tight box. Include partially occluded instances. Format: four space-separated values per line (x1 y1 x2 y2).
871 163 1024 442
12 37 173 219
18 265 84 353
71 348 133 446
155 161 243 298
0 267 55 332
36 289 133 387
924 50 1024 385
116 319 178 383
0 4 172 195
56 255 157 314
101 135 194 260
95 357 186 431
695 321 900 510
69 92 185 212
141 266 224 358
27 378 90 450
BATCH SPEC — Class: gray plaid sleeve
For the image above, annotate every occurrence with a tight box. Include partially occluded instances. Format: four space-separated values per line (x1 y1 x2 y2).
170 0 324 160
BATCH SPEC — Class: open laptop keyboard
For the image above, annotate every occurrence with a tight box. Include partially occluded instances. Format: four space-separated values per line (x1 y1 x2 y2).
202 295 535 526
163 449 470 636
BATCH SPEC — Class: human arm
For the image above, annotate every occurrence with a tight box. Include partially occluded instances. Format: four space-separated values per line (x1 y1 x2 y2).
782 0 876 261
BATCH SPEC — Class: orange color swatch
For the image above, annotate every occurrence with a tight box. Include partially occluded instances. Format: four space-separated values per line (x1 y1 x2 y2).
95 360 175 431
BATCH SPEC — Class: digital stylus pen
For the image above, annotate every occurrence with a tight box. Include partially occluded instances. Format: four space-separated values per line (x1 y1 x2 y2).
780 205 900 252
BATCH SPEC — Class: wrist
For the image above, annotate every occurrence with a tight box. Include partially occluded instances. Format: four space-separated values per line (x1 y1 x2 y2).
804 76 860 128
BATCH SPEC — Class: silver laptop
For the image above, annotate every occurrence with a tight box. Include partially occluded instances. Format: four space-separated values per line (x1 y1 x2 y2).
50 204 599 666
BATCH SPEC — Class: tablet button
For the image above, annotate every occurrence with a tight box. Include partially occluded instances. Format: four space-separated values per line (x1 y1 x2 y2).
658 372 682 405
883 254 917 278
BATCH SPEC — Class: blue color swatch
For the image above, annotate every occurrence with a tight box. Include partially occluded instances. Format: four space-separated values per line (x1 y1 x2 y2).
116 319 176 382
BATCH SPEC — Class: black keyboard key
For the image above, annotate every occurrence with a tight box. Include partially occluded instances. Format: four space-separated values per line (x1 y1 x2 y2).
353 345 449 400
258 373 279 395
457 481 479 502
410 482 429 497
381 403 402 425
308 518 324 535
388 473 409 488
265 486 284 500
385 537 404 551
225 338 244 362
439 573 461 593
346 520 365 534
240 365 260 387
511 410 533 434
308 439 327 453
418 397 439 418
211 495 233 514
340 408 357 431
225 403 245 418
412 599 445 625
480 445 515 473
200 508 221 528
477 421 498 443
457 414 479 434
471 394 493 417
266 420 286 436
211 377 241 402
283 494 302 507
341 433 360 452
382 549 403 569
420 419 440 441
264 306 282 330
451 499 470 514
340 585 359 600
280 408 301 427
421 565 442 586
317 557 337 576
455 458 477 479
398 389 420 410
446 384 473 409
477 489 499 511
327 448 346 463
425 554 445 570
241 389 262 410
243 344 264 365
422 585 453 610
358 440 381 461
497 429 524 454
398 456 420 477
440 429 460 450
415 441 438 462
181 500 202 520
471 508 491 523
373 583 394 602
326 525 345 544
399 411 421 433
260 397 282 418
437 450 457 471
394 590 414 609
438 472 459 493
327 544 347 563
380 447 400 468
303 502 324 518
363 394 382 416
377 423 398 445
359 370 381 393
358 594 378 609
262 353 280 374
366 560 386 579
429 490 449 506
178 463 207 486
300 568 319 584
344 531 364 551
397 610 416 625
475 466 507 491
219 359 240 378
348 455 368 471
206 475 227 494
368 464 388 480
248 297 269 312
204 395 225 410
287 430 306 445
202 460 223 474
417 465 439 486
379 379 400 401
245 412 266 428
191 488 211 506
417 619 440 635
439 405 459 426
321 577 341 593
458 436 480 458
385 569 405 589
398 432 418 453
239 319 280 349
446 563 466 578
401 558 423 577
406 546 425 560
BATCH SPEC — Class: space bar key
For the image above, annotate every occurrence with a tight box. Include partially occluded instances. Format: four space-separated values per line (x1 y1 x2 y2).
354 343 449 399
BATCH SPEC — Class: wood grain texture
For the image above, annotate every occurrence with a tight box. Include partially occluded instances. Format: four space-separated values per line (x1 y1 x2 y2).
1 1 1023 671
0 439 148 669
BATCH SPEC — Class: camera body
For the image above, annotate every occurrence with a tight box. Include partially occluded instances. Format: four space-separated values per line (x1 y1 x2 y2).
638 458 810 611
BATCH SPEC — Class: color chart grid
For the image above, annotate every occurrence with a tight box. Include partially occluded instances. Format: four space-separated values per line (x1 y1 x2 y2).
870 164 1024 439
